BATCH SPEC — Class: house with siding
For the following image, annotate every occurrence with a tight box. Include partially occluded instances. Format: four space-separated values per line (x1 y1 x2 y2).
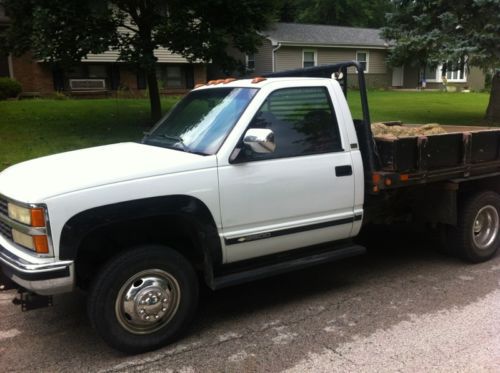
230 22 485 91
1 7 485 95
1 49 206 97
0 3 206 96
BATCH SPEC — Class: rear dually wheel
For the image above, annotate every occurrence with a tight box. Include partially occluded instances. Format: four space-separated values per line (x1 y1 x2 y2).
445 191 500 263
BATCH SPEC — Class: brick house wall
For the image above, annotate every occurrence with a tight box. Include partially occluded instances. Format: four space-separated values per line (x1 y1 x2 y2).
1 2 206 96
119 66 139 90
193 64 207 85
7 54 207 96
10 53 54 94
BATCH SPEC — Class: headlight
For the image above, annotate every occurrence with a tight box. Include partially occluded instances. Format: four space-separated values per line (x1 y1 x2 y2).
11 229 50 254
12 229 35 250
7 203 46 227
6 202 50 254
7 203 31 225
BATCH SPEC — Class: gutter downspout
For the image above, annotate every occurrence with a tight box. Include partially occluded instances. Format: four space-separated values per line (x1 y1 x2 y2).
272 42 282 73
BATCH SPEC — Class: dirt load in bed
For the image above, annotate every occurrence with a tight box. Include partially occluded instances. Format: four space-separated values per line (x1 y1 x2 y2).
372 122 500 173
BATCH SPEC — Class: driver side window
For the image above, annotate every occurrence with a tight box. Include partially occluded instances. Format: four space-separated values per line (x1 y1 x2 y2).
241 86 343 161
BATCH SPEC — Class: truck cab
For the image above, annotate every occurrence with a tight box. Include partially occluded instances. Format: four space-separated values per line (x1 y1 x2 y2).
192 77 364 262
0 73 366 353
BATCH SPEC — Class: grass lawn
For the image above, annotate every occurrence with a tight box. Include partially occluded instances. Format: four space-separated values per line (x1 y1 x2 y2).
0 97 179 170
348 90 491 125
0 91 493 171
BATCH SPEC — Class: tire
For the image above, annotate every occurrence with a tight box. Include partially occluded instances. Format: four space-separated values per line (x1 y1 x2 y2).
87 245 199 354
445 191 500 263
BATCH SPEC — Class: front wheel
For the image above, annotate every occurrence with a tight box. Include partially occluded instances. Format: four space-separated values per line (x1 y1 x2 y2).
445 191 500 263
87 245 199 354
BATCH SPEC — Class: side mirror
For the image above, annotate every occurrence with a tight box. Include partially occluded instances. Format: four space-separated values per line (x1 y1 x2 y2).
243 128 276 154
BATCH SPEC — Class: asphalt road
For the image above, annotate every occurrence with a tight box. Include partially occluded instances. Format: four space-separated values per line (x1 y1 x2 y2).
1 229 499 372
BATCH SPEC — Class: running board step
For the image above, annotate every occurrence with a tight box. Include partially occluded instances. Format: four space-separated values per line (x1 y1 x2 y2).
213 244 366 289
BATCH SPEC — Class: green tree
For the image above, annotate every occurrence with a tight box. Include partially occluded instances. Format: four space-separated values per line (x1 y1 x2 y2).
382 0 500 123
278 0 393 28
1 0 278 122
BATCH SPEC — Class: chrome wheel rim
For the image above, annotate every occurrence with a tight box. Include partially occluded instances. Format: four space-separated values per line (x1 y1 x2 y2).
115 269 181 335
472 205 499 250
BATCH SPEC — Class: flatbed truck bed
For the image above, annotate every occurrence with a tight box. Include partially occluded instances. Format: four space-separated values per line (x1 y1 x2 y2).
372 125 500 192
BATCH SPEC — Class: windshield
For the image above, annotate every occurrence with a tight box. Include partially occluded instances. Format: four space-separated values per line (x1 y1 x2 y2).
144 87 258 155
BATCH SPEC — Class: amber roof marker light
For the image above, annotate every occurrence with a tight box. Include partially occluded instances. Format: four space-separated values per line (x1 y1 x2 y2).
251 77 267 84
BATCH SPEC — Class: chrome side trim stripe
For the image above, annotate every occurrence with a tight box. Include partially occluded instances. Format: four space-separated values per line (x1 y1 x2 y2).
224 214 362 245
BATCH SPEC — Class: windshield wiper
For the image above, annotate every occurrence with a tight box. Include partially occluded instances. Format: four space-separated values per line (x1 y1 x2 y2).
157 134 189 152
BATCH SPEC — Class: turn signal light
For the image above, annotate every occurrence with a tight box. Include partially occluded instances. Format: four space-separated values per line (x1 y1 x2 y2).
33 235 50 254
31 208 46 227
8 203 46 227
12 230 50 254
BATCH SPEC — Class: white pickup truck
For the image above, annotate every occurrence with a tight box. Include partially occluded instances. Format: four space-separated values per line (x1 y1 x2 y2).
1 62 499 354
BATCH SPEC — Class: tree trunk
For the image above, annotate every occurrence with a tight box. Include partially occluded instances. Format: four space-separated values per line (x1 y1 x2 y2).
147 68 162 123
486 72 500 124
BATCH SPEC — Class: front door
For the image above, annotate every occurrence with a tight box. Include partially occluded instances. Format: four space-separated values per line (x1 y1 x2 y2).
218 86 356 263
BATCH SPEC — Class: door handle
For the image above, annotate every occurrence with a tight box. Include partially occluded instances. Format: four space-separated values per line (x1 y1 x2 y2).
335 165 352 177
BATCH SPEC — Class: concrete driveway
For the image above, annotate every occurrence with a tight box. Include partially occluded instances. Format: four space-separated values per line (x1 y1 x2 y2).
1 229 499 372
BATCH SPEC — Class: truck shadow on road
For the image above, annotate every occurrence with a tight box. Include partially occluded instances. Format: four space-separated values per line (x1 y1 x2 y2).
194 225 497 333
2 225 499 371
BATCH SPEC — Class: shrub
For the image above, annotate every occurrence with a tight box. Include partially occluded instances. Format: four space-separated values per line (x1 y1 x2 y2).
0 78 22 100
45 91 68 100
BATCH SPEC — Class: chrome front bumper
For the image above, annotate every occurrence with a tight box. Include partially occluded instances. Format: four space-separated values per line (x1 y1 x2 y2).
0 241 74 295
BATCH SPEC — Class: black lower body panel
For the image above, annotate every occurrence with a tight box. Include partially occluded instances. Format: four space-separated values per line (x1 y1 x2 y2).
213 242 366 289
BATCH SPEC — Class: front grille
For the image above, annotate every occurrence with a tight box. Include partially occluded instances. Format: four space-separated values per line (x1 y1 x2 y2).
0 197 7 217
0 196 13 240
0 220 13 240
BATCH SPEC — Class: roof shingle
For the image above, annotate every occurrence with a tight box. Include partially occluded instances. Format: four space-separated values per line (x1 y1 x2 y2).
265 22 388 48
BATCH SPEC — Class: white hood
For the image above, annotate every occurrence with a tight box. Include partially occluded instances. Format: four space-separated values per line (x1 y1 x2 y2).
0 142 216 202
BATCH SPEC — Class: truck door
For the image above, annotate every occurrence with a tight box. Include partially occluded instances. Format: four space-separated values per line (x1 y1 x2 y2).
218 86 357 263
